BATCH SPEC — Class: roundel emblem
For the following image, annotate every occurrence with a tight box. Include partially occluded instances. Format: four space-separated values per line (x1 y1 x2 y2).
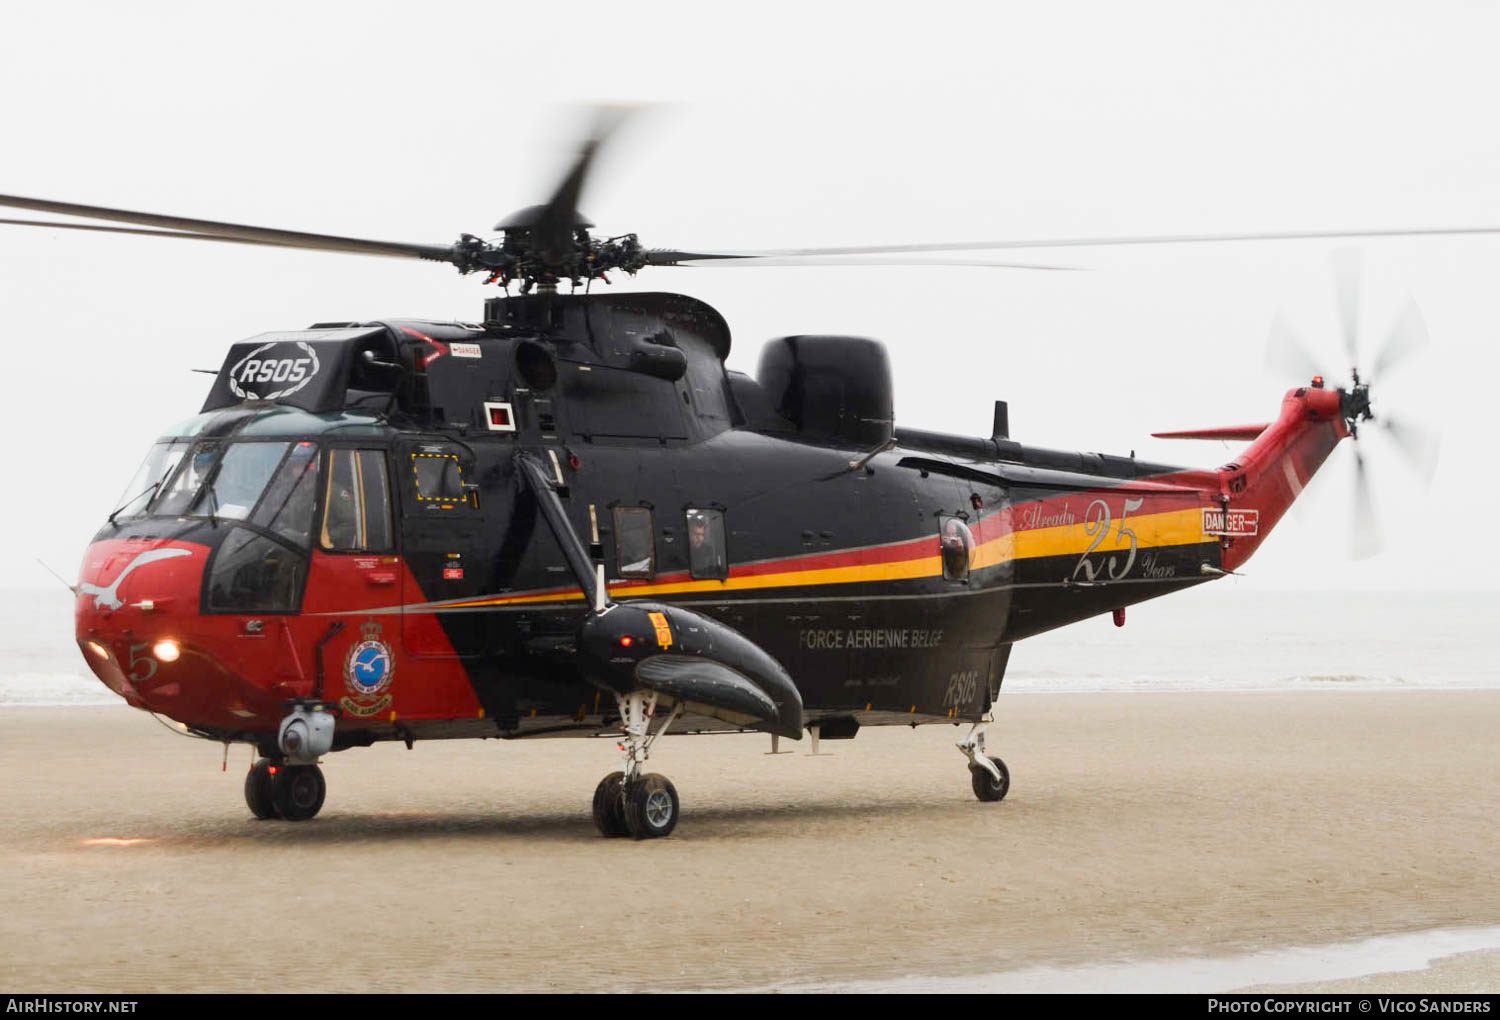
228 340 321 401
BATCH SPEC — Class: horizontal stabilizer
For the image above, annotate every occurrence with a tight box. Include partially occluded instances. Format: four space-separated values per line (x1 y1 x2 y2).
1151 424 1270 441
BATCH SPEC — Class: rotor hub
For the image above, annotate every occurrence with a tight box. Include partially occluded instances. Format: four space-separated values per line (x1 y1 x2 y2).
1339 371 1374 436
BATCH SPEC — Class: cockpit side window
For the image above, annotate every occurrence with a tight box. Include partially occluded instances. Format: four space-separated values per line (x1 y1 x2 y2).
321 449 393 552
613 507 655 579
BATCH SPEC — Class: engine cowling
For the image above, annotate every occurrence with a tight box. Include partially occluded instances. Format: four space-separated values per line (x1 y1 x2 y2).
756 335 893 448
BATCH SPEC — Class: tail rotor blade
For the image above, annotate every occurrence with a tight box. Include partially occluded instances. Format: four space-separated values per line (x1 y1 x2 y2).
1349 447 1384 560
1266 312 1322 382
1378 412 1442 484
1370 300 1430 380
1330 247 1364 367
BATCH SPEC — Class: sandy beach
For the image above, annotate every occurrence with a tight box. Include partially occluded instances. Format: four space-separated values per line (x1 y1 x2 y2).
1 691 1497 993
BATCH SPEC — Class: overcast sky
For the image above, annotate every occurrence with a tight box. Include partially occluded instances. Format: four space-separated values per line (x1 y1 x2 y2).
2 1 1497 594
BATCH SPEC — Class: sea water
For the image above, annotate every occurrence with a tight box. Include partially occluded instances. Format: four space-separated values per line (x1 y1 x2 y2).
3 583 1495 707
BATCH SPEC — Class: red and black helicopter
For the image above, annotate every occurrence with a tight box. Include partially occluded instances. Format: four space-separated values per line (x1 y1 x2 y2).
2 115 1451 838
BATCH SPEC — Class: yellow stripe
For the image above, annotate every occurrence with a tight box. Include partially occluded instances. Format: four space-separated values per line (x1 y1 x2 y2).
972 506 1208 570
450 506 1210 609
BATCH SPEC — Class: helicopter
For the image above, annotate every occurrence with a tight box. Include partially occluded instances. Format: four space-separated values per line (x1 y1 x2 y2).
1 113 1458 839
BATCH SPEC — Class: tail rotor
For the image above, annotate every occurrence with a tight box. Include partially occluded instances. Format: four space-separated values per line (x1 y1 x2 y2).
1265 249 1443 558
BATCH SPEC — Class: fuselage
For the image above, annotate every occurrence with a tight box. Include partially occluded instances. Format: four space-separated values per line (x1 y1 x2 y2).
75 297 1349 753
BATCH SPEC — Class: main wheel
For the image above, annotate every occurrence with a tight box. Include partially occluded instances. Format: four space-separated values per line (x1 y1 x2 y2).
272 764 326 821
623 773 679 840
591 771 630 838
970 756 1010 802
244 758 278 820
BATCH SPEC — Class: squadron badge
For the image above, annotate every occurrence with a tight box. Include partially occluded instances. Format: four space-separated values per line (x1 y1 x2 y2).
341 621 395 717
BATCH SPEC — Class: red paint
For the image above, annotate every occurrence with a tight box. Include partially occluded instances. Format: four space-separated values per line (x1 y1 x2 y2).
77 535 482 734
1207 387 1346 572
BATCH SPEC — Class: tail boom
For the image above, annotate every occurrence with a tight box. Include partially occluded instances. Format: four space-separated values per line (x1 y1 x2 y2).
1205 385 1348 571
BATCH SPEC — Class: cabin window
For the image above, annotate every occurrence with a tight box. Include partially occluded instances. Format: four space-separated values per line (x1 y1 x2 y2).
321 449 393 552
940 517 975 582
686 508 728 580
409 451 474 509
252 441 320 549
613 507 655 579
206 527 307 613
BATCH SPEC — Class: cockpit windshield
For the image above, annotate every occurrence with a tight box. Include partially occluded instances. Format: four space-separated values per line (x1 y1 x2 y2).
188 442 289 520
154 441 223 517
120 440 295 522
112 441 190 520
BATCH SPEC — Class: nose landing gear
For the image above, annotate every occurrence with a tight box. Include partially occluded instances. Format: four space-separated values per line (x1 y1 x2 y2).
244 757 327 821
592 692 683 839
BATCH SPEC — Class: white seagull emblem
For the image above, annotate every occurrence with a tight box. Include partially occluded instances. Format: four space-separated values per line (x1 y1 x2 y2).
78 548 193 610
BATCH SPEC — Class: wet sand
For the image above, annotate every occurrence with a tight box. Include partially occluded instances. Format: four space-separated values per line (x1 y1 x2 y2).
1 691 1496 993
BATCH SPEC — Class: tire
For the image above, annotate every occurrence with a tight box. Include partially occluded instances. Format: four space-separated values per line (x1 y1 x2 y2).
591 771 630 838
272 764 326 821
623 773 679 840
970 756 1010 802
244 758 278 820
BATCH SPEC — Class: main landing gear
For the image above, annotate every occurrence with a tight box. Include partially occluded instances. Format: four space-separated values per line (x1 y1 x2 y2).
245 757 327 821
957 722 1010 803
593 692 684 840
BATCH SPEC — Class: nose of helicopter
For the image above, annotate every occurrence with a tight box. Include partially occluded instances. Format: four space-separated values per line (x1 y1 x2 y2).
74 534 253 725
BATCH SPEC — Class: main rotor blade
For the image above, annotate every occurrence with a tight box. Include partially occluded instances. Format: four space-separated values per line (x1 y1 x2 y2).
1329 248 1363 367
1 217 303 250
1266 312 1324 382
652 253 1077 270
1370 300 1430 380
1378 412 1442 483
0 194 454 262
1349 447 1383 560
657 223 1500 260
533 105 635 264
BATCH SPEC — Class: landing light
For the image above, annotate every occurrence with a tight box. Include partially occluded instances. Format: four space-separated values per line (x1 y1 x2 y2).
152 639 181 662
86 640 109 661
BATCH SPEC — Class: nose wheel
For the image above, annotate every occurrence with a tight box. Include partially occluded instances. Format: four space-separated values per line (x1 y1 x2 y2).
244 757 326 821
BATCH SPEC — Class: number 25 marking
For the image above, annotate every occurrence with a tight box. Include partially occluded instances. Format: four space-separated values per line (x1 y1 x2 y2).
1072 497 1145 582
